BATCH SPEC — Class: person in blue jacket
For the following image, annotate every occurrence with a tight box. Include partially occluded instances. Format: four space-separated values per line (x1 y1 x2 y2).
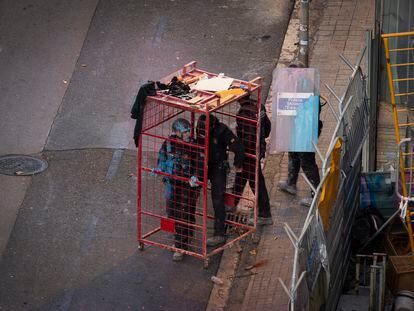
157 118 202 261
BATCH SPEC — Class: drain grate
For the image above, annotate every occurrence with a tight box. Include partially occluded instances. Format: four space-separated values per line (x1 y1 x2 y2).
0 155 48 176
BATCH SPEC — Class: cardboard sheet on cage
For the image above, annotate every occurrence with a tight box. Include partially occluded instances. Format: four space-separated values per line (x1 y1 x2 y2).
269 67 320 153
192 77 234 92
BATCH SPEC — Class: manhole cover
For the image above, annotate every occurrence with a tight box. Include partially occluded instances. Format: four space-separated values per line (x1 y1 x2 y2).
0 155 48 176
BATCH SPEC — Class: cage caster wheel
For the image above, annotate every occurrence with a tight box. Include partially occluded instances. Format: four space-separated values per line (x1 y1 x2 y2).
138 242 145 251
203 258 210 269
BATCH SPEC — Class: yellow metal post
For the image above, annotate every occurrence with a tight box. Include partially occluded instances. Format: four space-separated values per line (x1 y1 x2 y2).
383 38 407 193
382 34 414 260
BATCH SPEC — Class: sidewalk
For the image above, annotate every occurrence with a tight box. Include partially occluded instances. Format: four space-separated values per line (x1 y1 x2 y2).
238 0 375 309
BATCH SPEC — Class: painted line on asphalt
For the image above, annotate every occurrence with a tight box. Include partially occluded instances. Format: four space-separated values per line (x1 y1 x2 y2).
105 149 124 180
81 215 98 252
153 16 168 45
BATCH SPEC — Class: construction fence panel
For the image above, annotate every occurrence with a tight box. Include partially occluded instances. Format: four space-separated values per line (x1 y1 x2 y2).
287 49 370 310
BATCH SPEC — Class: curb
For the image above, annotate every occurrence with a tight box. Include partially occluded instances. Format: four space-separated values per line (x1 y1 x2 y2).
205 2 300 310
206 242 242 311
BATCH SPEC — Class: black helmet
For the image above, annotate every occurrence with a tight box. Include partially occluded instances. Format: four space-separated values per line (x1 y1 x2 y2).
172 118 191 133
197 114 217 135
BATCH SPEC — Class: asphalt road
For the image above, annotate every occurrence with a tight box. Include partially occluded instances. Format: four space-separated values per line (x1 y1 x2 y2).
0 0 293 310
0 149 221 311
0 0 100 278
45 0 293 151
0 0 99 155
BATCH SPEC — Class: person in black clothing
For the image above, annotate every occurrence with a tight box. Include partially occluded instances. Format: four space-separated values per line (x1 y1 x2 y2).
277 62 323 207
232 97 273 225
157 118 202 261
131 81 156 147
278 150 321 206
196 114 245 246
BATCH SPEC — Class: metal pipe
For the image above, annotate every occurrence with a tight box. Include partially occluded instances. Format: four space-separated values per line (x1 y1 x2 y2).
254 85 262 229
355 46 367 70
312 141 325 164
284 223 299 311
202 111 210 257
284 223 299 244
137 135 143 243
278 278 292 299
356 256 360 294
325 84 342 104
340 54 356 71
381 256 387 310
299 166 331 231
373 254 378 311
322 137 340 173
301 172 317 194
363 258 367 285
409 143 414 198
290 246 300 311
369 265 375 310
379 264 384 311
381 31 414 38
298 0 309 66
293 271 307 293
324 96 354 159
325 96 340 122
298 215 314 242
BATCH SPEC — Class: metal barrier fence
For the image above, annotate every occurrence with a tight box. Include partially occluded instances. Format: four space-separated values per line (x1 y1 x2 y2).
279 48 370 310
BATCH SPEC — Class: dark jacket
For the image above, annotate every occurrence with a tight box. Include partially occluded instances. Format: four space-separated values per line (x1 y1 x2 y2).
158 135 204 183
318 99 323 137
208 121 245 168
236 102 271 159
131 81 156 147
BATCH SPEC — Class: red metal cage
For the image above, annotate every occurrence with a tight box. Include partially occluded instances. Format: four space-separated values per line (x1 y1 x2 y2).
137 62 262 266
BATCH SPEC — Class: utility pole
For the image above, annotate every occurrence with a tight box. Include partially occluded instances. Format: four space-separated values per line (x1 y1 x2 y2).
298 0 309 67
290 2 310 311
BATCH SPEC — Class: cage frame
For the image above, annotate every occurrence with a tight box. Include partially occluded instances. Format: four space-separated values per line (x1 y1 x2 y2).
137 61 262 266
